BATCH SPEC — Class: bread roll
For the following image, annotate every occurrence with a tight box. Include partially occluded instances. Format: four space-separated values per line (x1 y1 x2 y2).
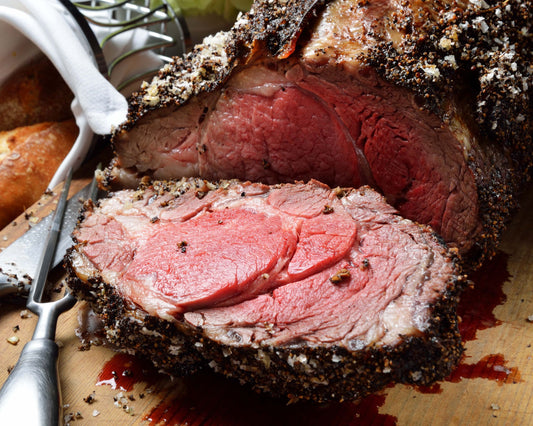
0 120 78 228
0 54 74 131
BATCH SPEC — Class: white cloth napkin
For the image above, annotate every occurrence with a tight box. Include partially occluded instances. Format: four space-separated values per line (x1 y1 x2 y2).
0 0 130 188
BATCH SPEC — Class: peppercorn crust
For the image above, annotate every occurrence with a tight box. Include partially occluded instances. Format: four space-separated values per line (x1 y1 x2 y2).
66 179 466 403
65 250 464 403
116 0 531 156
107 0 531 272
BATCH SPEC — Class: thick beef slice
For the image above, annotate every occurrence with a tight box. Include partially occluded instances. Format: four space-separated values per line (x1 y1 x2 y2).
125 209 296 312
67 178 464 402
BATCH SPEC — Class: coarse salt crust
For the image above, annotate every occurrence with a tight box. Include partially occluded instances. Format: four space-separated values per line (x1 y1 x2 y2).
67 179 465 403
109 0 531 272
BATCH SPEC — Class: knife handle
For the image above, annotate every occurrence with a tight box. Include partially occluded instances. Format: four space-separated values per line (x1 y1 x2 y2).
0 339 62 425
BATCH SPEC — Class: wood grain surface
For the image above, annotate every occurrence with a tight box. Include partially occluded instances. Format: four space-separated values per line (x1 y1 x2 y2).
0 172 531 425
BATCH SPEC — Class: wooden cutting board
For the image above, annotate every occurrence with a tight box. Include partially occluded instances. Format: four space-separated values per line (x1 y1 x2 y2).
0 166 531 425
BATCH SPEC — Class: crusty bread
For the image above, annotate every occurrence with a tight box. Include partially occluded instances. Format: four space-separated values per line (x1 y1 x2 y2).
0 120 78 228
0 54 74 131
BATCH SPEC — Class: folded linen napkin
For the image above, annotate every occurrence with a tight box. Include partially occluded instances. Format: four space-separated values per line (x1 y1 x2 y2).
0 0 139 188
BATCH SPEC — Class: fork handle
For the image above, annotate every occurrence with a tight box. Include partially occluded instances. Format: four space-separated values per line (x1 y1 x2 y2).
0 339 62 425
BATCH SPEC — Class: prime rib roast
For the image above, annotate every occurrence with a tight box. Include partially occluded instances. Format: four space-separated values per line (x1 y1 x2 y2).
66 0 531 403
106 0 532 271
67 178 464 402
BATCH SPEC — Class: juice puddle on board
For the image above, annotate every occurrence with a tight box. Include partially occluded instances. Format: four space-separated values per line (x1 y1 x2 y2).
95 251 514 425
416 250 520 394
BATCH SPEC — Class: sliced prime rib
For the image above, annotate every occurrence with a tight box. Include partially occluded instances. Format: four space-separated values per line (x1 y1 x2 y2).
66 178 465 402
107 0 532 270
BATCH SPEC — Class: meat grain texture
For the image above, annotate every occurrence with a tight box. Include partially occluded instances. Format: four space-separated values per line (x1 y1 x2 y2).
67 179 465 402
108 0 532 271
67 0 533 404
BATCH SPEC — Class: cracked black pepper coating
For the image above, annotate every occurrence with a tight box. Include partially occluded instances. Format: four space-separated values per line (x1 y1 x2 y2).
66 178 466 403
108 0 531 272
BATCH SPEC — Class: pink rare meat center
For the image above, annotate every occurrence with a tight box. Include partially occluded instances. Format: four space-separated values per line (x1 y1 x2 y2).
125 209 291 310
201 85 361 187
122 202 357 313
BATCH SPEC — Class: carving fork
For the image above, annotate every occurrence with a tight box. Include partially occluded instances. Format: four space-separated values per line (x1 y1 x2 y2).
0 169 84 425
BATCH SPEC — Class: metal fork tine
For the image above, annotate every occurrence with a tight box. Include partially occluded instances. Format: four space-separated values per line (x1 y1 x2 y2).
27 168 73 308
0 168 80 424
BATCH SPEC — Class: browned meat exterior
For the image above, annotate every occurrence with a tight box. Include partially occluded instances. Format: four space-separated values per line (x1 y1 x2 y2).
108 0 532 270
66 178 464 402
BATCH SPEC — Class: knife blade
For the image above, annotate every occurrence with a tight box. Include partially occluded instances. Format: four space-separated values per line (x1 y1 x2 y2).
0 172 102 297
